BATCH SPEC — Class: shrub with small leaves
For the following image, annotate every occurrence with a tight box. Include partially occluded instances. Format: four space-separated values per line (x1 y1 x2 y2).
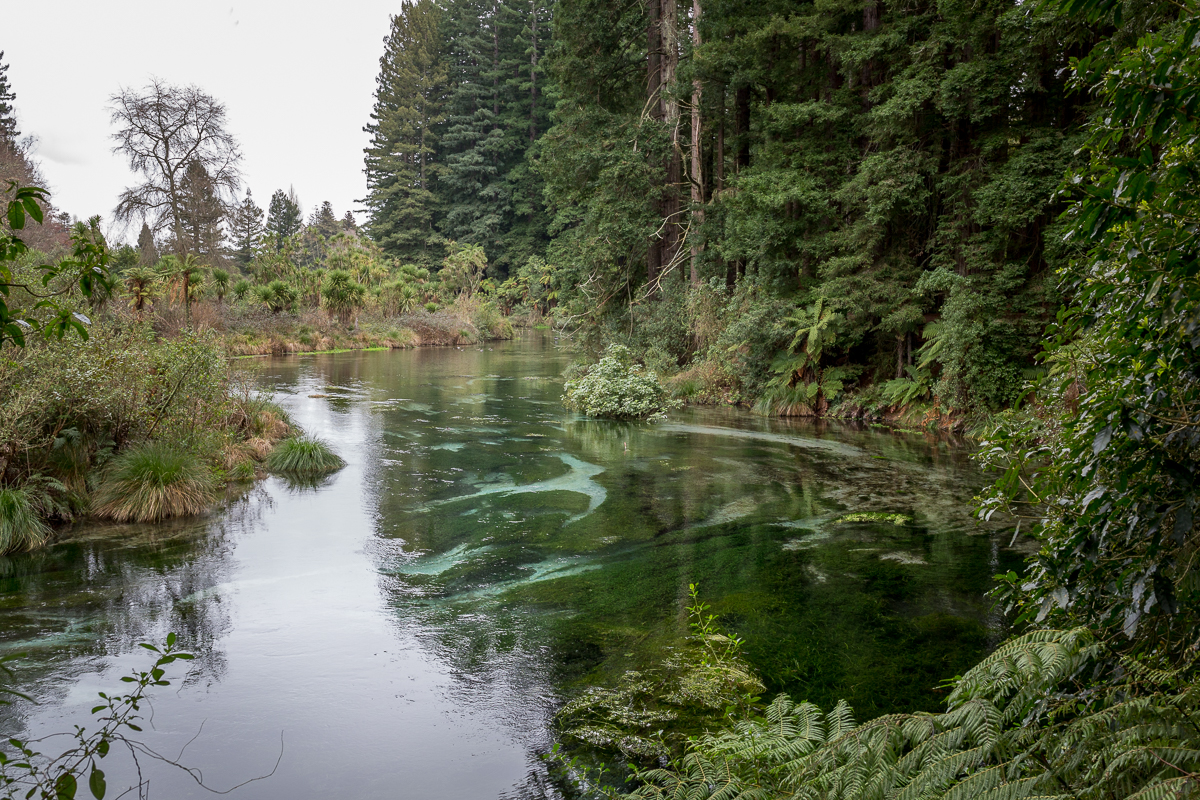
562 345 680 421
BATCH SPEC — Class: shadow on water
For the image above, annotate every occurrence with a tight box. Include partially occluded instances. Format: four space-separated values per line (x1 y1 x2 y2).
0 333 1027 799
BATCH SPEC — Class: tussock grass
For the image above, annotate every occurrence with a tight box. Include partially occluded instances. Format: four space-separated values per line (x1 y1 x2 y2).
92 443 216 523
227 396 293 441
0 488 50 554
265 436 345 476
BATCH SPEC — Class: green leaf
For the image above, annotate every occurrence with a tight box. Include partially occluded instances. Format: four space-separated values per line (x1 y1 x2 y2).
20 197 42 225
6 202 24 231
54 772 77 800
88 767 105 799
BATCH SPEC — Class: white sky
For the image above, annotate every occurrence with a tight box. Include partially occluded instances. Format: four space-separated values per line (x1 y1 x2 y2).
5 1 400 243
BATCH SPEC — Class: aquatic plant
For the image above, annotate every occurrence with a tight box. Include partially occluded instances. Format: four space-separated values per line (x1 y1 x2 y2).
265 435 345 477
0 487 50 554
835 512 912 525
555 585 762 761
563 345 681 421
92 443 216 523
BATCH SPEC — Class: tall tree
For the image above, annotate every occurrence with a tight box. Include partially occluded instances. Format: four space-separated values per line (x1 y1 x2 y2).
363 0 447 265
266 188 302 246
229 190 265 265
109 80 241 254
136 222 158 267
0 51 19 145
175 159 226 261
308 201 340 238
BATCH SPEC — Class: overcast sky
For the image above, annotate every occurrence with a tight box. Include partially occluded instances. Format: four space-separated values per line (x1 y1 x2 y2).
5 1 400 242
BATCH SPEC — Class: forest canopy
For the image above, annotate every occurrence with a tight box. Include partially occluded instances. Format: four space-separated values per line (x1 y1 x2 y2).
359 0 1179 418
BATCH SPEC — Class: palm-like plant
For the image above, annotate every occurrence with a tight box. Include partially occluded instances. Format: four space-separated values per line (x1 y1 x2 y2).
210 268 230 305
784 297 839 369
123 266 158 312
321 269 367 325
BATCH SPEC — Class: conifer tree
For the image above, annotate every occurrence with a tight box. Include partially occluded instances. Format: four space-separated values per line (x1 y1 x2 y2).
363 0 447 265
308 201 340 238
436 0 554 274
176 159 226 261
230 190 265 264
136 222 159 267
266 188 303 247
0 51 18 145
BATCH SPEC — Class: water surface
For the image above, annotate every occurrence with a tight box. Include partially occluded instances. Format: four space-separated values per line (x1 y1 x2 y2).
0 334 1024 798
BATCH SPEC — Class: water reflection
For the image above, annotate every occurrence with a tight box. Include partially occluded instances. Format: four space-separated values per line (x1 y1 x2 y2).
0 334 1025 799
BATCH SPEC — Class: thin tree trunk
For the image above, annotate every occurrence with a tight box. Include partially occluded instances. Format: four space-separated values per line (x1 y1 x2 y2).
647 0 663 290
735 85 750 172
662 0 681 280
689 0 703 287
530 0 538 144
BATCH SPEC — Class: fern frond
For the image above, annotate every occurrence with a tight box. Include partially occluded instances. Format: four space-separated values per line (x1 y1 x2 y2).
949 628 1091 706
1125 776 1200 800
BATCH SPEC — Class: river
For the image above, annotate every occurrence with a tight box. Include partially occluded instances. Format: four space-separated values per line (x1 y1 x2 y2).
0 333 1024 799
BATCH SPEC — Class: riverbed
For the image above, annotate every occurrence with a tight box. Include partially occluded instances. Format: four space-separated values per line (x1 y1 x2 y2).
0 333 1024 799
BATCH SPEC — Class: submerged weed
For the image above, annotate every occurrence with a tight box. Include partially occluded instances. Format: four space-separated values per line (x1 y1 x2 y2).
835 512 912 525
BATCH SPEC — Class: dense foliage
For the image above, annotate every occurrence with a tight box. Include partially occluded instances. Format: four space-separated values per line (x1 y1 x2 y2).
549 1 1200 798
355 0 1184 416
563 345 680 420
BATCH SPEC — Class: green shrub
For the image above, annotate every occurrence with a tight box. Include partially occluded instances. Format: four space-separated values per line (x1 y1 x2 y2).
265 436 345 476
92 442 216 523
563 345 681 421
0 488 50 554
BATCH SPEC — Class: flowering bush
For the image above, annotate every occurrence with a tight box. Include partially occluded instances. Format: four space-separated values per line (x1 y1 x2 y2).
562 345 680 421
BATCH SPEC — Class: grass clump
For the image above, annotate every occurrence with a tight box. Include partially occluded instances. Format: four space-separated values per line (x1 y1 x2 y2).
92 442 216 523
0 488 51 554
265 435 345 477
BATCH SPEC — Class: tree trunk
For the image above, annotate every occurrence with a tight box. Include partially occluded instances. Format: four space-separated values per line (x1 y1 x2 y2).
530 0 538 144
647 0 663 289
661 0 682 280
689 0 703 288
734 85 750 172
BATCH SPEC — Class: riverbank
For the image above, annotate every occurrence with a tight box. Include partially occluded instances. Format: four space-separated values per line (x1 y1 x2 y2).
0 316 344 553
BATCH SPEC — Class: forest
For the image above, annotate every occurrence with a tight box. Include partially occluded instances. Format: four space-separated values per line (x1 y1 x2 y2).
0 0 1198 796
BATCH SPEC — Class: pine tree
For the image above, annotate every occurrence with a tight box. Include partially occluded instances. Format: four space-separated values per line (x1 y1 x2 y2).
308 201 340 238
0 51 19 145
230 190 265 264
266 188 303 247
438 0 509 252
136 222 159 267
362 0 447 265
175 159 226 261
436 0 553 274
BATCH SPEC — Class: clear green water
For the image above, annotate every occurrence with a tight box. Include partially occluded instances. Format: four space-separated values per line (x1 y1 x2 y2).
0 333 1024 799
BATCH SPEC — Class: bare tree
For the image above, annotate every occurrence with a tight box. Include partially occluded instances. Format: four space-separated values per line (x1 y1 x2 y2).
110 80 241 255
